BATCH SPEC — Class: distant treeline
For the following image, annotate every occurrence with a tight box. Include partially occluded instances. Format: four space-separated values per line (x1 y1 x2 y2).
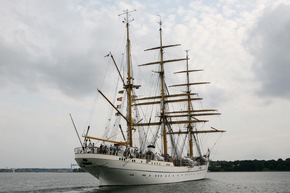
72 168 86 172
2 158 290 173
209 158 290 172
0 168 72 173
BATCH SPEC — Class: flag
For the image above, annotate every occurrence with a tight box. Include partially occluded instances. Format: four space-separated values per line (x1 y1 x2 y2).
118 90 124 94
117 97 122 101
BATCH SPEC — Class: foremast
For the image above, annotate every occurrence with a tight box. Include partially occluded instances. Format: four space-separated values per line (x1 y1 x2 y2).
85 10 139 147
119 9 138 147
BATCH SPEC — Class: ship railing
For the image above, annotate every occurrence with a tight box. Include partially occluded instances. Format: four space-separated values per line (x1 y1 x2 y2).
74 147 175 163
74 147 124 156
74 147 101 154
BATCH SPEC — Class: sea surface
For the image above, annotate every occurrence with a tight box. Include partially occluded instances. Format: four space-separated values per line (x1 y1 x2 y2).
0 172 290 193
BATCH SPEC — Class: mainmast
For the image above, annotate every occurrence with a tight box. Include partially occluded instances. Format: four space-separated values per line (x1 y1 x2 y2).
138 18 187 156
158 19 168 156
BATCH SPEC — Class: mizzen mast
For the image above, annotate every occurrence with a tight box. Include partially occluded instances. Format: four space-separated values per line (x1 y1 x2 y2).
185 50 195 157
172 50 225 157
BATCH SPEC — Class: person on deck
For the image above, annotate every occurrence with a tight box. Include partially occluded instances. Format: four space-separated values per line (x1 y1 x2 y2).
83 139 88 151
88 140 93 153
110 145 113 155
113 145 117 155
103 145 107 154
100 144 103 154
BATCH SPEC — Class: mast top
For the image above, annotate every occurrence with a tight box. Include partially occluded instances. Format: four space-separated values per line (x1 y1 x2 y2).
119 9 136 24
157 14 162 29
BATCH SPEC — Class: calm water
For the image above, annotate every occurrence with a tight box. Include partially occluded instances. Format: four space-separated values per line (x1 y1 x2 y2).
0 172 290 193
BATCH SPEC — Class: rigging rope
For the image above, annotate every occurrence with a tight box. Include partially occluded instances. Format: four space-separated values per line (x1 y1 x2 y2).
82 56 112 136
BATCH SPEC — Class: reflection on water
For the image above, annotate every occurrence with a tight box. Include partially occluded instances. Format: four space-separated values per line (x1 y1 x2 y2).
0 172 290 193
94 179 212 193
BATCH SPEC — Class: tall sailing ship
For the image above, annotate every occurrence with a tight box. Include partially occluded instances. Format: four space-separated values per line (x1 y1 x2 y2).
74 10 225 186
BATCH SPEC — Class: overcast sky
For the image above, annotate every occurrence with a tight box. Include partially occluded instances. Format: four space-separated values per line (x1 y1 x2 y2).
1 0 290 168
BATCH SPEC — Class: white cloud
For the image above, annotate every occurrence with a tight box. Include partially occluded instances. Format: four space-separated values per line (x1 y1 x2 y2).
247 3 290 100
1 0 290 168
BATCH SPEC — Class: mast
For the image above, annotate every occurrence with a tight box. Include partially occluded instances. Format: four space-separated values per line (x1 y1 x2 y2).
119 9 136 147
138 18 186 155
185 50 194 157
83 10 141 147
158 19 168 156
169 50 225 158
184 50 203 157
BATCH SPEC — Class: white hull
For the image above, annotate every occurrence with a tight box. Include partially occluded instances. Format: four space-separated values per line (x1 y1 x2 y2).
75 153 208 186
